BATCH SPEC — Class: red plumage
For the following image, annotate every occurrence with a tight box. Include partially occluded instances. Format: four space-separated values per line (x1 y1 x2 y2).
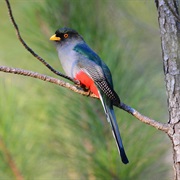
75 71 100 98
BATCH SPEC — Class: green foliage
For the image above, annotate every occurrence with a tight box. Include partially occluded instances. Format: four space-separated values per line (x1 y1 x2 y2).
0 0 171 179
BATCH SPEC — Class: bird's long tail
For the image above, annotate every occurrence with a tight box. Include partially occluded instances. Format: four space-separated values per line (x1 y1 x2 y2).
99 95 129 164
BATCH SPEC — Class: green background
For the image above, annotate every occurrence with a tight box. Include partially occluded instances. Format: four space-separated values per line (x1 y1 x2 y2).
0 0 172 179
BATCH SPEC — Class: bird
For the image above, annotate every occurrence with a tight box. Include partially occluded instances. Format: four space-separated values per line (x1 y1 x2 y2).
50 27 129 164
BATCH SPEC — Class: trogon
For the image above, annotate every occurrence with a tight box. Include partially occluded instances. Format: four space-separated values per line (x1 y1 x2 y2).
50 27 129 164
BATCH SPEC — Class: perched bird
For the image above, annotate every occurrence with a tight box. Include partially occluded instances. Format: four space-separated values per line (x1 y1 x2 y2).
50 27 129 164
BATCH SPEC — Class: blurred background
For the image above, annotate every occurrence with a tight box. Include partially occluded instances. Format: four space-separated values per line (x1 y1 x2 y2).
0 0 172 179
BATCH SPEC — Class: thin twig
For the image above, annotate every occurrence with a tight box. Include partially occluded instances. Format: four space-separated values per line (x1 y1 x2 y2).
0 66 97 98
5 0 78 84
120 103 170 133
0 66 171 133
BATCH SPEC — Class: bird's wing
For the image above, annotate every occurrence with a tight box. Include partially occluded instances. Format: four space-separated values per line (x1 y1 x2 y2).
73 43 120 105
74 43 113 85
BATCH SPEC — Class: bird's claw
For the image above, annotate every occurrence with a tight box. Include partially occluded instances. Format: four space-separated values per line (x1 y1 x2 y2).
73 79 80 85
75 84 91 96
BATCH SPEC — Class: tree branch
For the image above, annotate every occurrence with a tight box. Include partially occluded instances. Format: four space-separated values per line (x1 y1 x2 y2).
0 65 95 98
4 0 78 84
120 103 170 133
0 65 171 134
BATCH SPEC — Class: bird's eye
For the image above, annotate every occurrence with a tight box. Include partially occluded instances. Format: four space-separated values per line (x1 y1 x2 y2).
64 34 68 38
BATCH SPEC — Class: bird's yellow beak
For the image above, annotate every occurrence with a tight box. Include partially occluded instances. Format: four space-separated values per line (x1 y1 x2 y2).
50 34 61 41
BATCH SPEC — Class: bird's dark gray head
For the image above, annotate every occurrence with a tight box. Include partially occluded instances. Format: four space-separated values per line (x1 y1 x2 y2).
50 27 83 44
56 27 78 36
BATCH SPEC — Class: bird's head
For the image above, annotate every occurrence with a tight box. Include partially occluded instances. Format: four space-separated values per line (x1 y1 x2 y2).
50 27 83 45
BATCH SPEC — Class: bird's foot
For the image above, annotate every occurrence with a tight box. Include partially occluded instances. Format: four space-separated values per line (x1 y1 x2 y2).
73 79 80 85
75 84 91 96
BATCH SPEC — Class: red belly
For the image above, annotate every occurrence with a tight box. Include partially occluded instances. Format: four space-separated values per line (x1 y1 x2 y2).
75 71 99 98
